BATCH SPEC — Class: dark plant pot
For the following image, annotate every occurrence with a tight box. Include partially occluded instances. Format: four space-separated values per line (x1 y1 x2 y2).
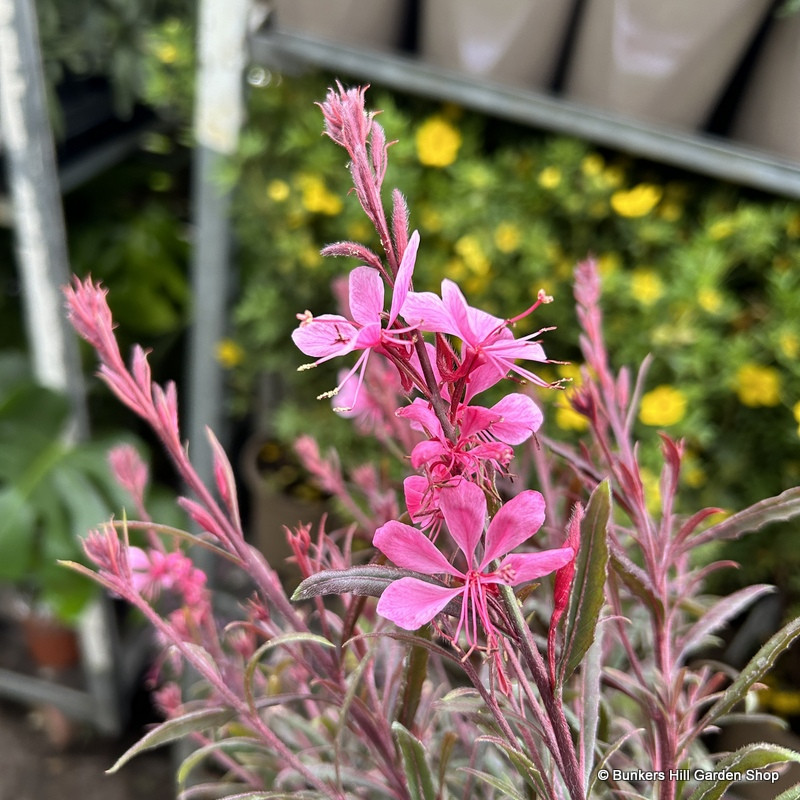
563 0 773 130
21 615 81 671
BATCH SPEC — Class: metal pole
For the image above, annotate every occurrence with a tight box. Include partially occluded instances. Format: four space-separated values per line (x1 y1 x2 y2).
187 0 249 497
0 0 87 434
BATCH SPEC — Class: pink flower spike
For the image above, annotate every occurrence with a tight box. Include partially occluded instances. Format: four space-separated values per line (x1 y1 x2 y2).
403 278 554 391
108 444 149 510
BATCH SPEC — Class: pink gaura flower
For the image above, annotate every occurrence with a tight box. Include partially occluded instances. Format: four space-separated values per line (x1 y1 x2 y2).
292 231 420 409
402 280 554 390
374 480 573 651
397 393 543 493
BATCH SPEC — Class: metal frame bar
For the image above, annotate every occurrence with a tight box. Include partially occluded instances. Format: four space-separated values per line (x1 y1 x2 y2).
250 28 800 199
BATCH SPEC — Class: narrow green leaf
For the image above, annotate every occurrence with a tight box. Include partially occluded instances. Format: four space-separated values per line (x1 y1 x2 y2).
398 626 430 730
477 735 548 797
460 768 526 800
687 743 800 800
392 722 436 800
559 480 610 683
106 707 235 773
699 615 800 732
177 737 268 788
580 618 604 789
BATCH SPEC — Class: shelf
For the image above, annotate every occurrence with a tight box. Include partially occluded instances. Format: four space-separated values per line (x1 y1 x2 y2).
249 28 800 200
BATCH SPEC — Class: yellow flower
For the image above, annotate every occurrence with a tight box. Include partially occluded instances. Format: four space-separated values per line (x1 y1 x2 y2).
597 252 621 278
155 42 178 64
708 218 735 240
792 401 800 436
494 222 521 254
267 179 290 202
734 363 781 407
611 184 662 217
581 153 604 177
698 288 723 314
455 235 490 275
538 166 562 189
215 339 244 369
416 116 462 167
555 404 589 432
630 268 664 306
639 385 688 427
297 174 342 215
780 332 799 359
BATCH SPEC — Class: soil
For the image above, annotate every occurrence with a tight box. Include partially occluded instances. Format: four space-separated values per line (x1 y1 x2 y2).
0 697 174 800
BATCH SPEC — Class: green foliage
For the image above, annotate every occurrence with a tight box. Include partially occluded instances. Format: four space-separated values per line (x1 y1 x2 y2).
227 72 800 601
36 0 193 123
0 352 131 623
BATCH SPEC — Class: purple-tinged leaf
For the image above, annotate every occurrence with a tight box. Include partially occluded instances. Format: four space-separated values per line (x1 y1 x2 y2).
678 584 776 661
690 486 800 548
291 565 461 620
558 481 610 685
686 743 800 800
610 545 663 617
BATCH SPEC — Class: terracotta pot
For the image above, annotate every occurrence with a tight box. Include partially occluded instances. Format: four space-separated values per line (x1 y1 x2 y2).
564 0 773 130
419 0 576 89
21 615 80 671
731 13 800 163
272 0 407 50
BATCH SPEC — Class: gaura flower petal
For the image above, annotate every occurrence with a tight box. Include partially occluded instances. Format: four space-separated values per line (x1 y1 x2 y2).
376 577 461 631
489 393 543 445
291 315 358 359
482 490 546 567
390 229 419 325
438 480 486 569
498 548 574 585
374 520 460 577
400 290 452 332
441 278 502 344
348 267 384 327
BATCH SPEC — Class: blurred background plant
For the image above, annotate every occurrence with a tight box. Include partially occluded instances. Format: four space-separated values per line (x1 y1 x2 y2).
224 73 800 612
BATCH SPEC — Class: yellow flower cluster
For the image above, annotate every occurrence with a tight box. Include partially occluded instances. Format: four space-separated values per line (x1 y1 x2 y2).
494 222 521 254
639 385 687 427
215 338 244 369
610 183 662 218
416 116 462 168
538 166 562 190
793 401 800 437
734 363 781 407
297 174 342 215
630 268 664 306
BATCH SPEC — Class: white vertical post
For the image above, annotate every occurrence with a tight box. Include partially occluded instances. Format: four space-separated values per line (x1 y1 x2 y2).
0 0 87 436
188 0 250 493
